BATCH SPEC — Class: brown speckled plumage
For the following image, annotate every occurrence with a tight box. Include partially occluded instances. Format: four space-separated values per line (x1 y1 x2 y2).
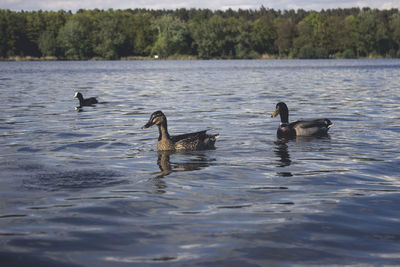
143 111 219 151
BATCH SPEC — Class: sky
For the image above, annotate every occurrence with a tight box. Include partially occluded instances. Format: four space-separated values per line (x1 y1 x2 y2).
1 0 400 12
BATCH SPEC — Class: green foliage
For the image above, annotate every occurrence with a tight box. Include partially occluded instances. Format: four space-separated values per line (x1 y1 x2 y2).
235 19 259 58
357 9 378 56
274 18 296 56
342 49 356 58
252 16 277 55
38 30 56 56
190 15 241 58
0 11 8 57
391 14 400 46
93 11 125 59
57 16 93 59
152 14 189 57
129 13 156 56
297 45 328 59
298 46 314 58
0 7 399 59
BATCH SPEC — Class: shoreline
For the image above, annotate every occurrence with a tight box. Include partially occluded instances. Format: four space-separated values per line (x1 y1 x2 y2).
0 55 394 61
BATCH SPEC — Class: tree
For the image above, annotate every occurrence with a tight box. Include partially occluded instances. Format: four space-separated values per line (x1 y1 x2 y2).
0 7 399 60
357 9 378 56
93 11 125 59
293 12 324 50
2 11 28 57
390 13 400 57
38 30 56 56
321 16 347 54
252 16 277 55
57 15 93 59
25 11 45 57
343 15 359 56
190 15 240 59
152 14 189 57
0 10 8 57
130 12 156 56
274 18 295 56
293 17 313 50
235 19 257 58
374 11 392 56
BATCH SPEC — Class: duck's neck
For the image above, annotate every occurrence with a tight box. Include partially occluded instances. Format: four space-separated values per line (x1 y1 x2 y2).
157 121 171 141
280 109 289 124
77 95 84 106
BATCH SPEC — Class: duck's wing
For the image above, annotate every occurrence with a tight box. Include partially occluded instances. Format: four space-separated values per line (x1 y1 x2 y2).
171 130 208 143
294 119 332 128
292 119 332 136
87 97 98 104
172 131 219 151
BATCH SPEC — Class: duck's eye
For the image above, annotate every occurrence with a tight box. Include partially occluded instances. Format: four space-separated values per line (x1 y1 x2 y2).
152 115 161 122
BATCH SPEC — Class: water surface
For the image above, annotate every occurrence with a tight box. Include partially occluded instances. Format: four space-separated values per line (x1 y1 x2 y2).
1 59 400 266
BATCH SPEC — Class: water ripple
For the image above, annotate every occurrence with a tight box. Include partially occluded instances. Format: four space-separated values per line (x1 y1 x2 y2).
1 59 400 266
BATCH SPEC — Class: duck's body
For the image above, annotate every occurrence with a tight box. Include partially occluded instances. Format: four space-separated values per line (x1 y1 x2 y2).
271 102 332 138
143 111 219 151
74 92 98 107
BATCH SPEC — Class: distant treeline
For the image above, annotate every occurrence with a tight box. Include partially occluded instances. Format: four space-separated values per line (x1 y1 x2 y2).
1 7 400 60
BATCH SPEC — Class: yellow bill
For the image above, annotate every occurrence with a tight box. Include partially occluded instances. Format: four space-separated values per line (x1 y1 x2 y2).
271 108 279 117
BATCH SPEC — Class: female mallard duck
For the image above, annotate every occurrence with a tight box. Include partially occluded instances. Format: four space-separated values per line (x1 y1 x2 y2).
74 92 98 107
142 111 219 151
271 102 332 138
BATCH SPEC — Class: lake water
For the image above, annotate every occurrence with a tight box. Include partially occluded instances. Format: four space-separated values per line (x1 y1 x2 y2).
0 59 399 266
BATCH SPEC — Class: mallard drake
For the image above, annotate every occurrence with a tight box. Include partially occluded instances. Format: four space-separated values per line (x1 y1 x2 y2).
142 111 219 151
271 102 333 138
74 92 98 107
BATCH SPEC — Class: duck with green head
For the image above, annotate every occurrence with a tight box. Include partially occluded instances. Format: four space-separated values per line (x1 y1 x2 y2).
271 102 333 138
142 111 219 151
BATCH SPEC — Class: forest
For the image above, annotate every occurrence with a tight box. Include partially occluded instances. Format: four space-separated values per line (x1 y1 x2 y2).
1 7 400 60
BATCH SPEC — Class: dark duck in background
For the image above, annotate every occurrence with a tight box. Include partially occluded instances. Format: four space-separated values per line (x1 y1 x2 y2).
74 92 98 108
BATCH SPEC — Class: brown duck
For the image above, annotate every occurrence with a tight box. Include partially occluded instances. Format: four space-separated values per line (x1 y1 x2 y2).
142 111 219 151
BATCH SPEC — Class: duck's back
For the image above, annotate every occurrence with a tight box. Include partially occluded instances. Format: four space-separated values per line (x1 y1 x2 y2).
85 97 98 105
292 119 332 136
172 131 218 151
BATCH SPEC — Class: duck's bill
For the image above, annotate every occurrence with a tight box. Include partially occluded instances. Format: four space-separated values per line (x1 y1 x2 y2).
271 108 279 117
142 122 153 129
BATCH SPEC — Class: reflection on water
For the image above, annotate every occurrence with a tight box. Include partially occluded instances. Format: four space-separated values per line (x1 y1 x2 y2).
274 134 334 177
156 151 214 178
149 151 216 192
274 138 292 168
274 138 293 177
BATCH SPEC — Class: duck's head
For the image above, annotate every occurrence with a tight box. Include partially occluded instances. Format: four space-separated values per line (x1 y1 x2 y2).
142 110 166 128
74 92 83 100
271 102 289 123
